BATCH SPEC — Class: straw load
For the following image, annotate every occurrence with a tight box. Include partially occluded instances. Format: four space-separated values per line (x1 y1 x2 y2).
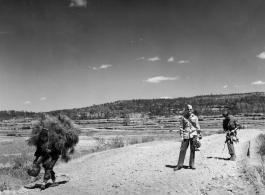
27 114 81 162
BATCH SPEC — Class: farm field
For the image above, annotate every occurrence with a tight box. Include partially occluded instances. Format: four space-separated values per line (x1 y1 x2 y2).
1 115 264 165
0 115 264 191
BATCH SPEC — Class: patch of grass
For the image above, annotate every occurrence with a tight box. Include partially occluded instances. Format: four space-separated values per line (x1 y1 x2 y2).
141 136 155 143
215 130 226 134
127 137 139 145
0 139 34 156
256 133 265 184
109 136 125 148
0 139 36 192
0 151 33 192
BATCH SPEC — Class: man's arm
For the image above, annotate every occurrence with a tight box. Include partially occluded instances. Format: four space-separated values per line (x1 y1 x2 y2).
223 120 228 131
179 117 184 140
231 118 239 133
195 116 201 134
33 146 42 164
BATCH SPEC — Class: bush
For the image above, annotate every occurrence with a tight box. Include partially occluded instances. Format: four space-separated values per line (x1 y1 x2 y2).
256 134 265 182
257 134 265 156
109 136 125 148
128 137 139 145
0 182 9 192
0 152 33 192
215 130 226 134
93 136 108 152
142 136 155 143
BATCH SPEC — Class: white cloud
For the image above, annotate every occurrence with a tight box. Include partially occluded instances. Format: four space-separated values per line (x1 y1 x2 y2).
100 64 112 69
223 85 228 88
136 57 145 60
257 52 265 59
251 81 265 85
160 96 172 99
167 57 174 62
146 76 179 83
69 0 87 7
148 56 160 61
24 101 30 104
40 97 46 101
179 60 189 64
235 85 244 88
93 64 112 70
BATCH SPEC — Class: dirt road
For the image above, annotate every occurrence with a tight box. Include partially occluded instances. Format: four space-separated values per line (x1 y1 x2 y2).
4 129 265 195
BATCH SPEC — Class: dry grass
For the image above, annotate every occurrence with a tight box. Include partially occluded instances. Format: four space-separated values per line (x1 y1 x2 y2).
0 139 36 192
256 133 265 184
0 152 33 191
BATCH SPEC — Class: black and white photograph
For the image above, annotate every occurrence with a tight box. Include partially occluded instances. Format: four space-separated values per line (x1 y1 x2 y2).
0 0 265 194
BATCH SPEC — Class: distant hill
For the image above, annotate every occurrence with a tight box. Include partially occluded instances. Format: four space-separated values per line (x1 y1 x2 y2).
46 92 265 119
1 92 265 121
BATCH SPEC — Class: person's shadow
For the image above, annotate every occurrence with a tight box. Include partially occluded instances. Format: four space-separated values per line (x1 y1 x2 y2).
165 165 190 169
207 156 230 161
24 176 70 190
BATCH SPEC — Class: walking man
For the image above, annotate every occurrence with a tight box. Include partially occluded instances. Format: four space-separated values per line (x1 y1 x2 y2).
222 111 239 161
174 105 201 171
31 128 61 190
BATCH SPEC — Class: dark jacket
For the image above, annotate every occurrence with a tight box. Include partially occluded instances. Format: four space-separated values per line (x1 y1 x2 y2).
34 143 61 169
223 115 238 131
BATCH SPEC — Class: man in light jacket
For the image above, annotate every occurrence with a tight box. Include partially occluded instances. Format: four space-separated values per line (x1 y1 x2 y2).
174 105 201 171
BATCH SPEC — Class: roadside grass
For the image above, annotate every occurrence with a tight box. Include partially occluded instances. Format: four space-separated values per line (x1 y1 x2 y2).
0 151 34 191
256 133 265 185
142 136 155 143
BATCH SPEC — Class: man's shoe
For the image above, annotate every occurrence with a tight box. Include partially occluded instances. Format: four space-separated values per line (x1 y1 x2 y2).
230 155 236 161
40 183 46 190
189 166 196 170
173 166 182 171
51 176 56 184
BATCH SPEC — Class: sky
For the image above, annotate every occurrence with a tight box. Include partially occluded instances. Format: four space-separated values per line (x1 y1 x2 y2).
0 0 265 112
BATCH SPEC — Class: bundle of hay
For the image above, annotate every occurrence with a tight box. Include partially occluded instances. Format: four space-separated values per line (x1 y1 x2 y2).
27 114 81 162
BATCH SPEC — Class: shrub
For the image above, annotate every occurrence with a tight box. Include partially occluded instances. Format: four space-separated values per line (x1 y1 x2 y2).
0 151 33 192
128 137 139 145
215 130 226 134
108 136 125 148
0 182 9 192
142 136 155 143
256 134 265 182
93 136 108 152
257 134 265 156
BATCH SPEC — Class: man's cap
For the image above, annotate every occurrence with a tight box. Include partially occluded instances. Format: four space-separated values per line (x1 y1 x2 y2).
186 104 192 110
222 111 229 117
39 128 48 136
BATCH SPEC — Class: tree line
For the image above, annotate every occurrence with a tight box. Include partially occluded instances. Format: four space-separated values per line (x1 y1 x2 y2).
1 92 265 121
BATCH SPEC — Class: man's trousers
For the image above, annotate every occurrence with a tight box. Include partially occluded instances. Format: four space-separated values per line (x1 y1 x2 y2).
227 140 235 155
177 136 196 167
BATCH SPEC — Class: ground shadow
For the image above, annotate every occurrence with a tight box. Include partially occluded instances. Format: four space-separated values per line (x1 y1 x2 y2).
24 180 69 190
165 165 190 169
207 156 230 161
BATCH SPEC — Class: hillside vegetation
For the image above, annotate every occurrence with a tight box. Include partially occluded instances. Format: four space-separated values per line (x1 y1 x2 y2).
1 92 265 121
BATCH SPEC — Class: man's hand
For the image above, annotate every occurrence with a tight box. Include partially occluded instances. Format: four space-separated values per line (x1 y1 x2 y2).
46 149 51 153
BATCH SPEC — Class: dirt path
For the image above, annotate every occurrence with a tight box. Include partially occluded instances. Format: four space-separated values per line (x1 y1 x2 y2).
5 129 265 195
